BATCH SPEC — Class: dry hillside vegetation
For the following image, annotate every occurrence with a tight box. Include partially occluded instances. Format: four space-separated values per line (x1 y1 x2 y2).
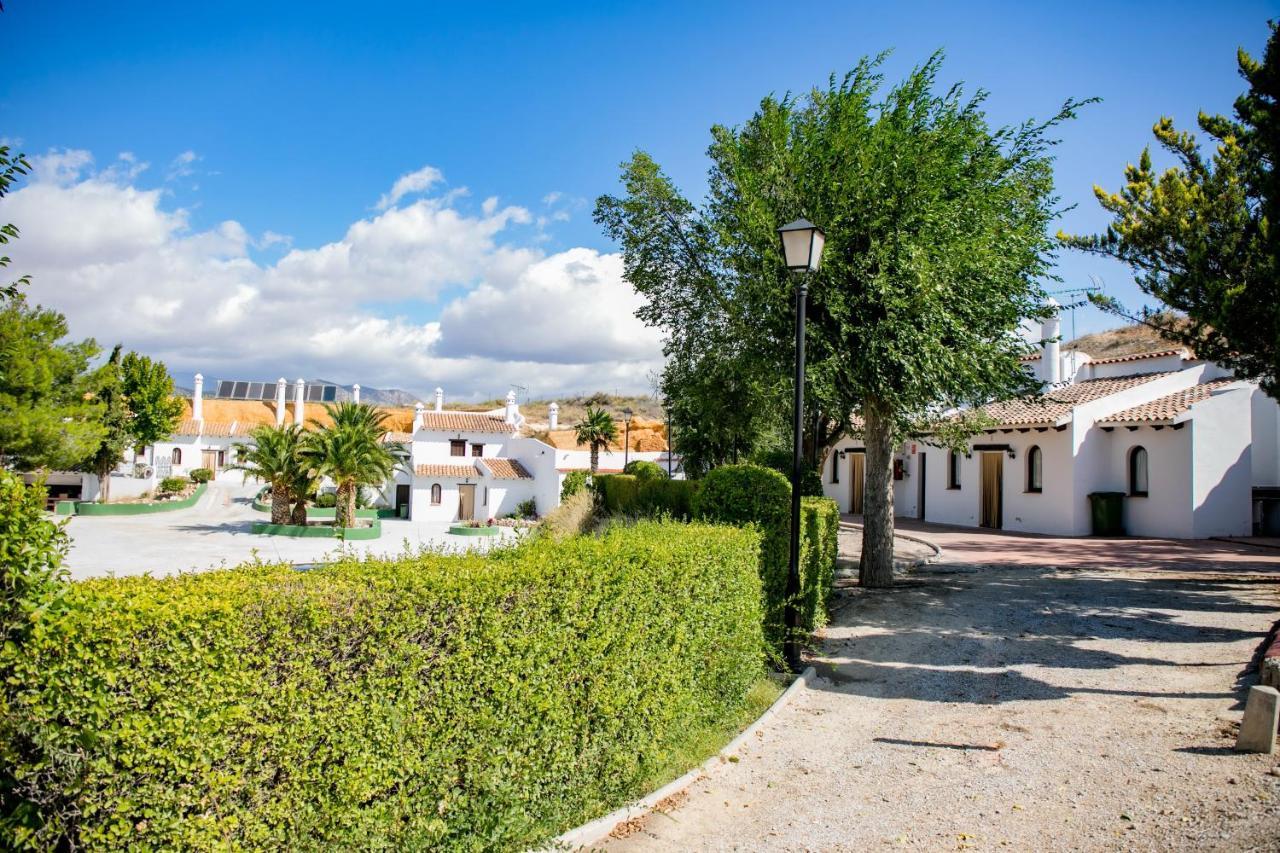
448 393 665 428
1065 312 1190 358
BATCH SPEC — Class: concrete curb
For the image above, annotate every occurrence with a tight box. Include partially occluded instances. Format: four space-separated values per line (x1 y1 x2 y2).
546 666 816 851
838 521 944 568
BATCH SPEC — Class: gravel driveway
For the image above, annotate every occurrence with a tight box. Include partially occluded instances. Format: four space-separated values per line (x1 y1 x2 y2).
607 525 1280 852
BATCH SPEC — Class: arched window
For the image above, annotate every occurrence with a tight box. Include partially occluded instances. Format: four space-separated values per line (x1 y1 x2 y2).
1129 446 1149 497
430 483 442 505
171 448 182 465
1026 445 1043 493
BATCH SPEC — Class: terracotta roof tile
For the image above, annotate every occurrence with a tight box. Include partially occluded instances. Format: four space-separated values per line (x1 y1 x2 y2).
978 373 1173 427
382 431 414 443
478 458 533 479
414 463 478 478
1088 348 1187 366
1097 380 1242 424
417 411 513 434
1019 352 1043 362
174 419 203 436
174 419 237 437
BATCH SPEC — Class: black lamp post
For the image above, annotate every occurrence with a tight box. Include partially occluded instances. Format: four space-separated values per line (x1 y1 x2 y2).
621 407 634 470
777 217 825 673
664 399 673 477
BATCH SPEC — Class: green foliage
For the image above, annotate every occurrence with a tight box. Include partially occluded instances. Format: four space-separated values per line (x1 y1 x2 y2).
598 53 1082 583
751 448 824 497
513 498 538 519
158 476 187 494
798 496 840 634
560 469 590 500
79 346 132 502
0 143 31 300
187 467 213 484
305 402 402 528
231 425 310 525
594 474 698 520
0 470 68 651
120 351 184 447
0 297 105 470
314 491 337 508
573 406 619 472
622 459 666 480
538 489 596 540
0 522 764 850
1062 23 1280 397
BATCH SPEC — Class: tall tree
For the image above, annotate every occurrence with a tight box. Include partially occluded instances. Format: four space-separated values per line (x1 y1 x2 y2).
0 144 30 301
598 54 1079 586
120 352 184 451
0 298 105 471
80 346 131 503
1062 23 1280 397
573 407 619 473
230 424 308 525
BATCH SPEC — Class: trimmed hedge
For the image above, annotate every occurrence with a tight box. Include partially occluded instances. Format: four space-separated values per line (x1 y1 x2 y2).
0 521 764 850
188 467 214 484
593 473 697 520
622 459 666 480
798 495 840 634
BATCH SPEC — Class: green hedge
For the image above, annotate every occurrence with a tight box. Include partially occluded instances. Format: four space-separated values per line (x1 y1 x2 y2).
0 521 764 850
593 473 698 520
798 495 840 633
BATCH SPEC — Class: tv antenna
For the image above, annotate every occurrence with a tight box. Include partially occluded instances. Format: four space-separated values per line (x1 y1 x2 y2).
510 384 528 404
1048 275 1104 350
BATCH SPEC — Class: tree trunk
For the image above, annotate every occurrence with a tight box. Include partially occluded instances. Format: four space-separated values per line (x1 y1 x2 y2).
335 481 354 529
290 491 307 525
590 444 599 473
859 397 897 588
96 461 112 503
270 478 290 524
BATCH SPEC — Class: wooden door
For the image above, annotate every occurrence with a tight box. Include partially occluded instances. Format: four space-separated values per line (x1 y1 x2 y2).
201 450 219 471
917 453 927 520
849 452 865 515
458 484 476 521
980 453 1003 529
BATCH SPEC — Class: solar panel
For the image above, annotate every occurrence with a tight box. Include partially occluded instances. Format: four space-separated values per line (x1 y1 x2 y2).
208 380 342 401
215 380 236 397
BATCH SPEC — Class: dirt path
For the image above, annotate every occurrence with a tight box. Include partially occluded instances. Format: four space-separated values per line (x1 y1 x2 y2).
607 528 1280 852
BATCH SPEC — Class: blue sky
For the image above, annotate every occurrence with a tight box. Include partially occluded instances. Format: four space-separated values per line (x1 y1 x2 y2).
0 1 1275 397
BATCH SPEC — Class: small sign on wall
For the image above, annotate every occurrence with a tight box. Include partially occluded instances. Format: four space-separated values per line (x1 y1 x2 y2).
893 459 905 480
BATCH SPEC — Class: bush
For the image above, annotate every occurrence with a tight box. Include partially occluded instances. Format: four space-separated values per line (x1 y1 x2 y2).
594 474 697 520
560 469 590 501
314 492 337 508
751 449 825 497
0 471 68 649
513 498 538 519
538 489 596 540
622 459 666 481
158 476 188 495
0 522 763 850
692 464 836 651
188 467 213 483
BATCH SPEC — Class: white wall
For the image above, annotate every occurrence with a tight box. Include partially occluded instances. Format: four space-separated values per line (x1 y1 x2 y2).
1251 389 1280 487
1088 353 1189 379
1190 390 1253 538
552 447 665 472
507 436 562 515
1100 425 1193 537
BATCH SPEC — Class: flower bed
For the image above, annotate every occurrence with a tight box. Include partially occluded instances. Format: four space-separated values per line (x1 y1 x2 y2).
250 517 382 540
71 483 208 516
448 522 500 536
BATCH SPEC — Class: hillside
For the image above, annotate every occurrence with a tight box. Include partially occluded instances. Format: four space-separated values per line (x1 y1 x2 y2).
1065 312 1189 359
447 392 665 428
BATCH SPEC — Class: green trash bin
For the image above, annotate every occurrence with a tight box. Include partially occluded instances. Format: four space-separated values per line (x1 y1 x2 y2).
1088 491 1125 536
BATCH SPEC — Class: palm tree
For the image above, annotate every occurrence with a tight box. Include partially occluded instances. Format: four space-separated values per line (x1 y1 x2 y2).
305 402 402 529
574 406 619 473
230 424 307 524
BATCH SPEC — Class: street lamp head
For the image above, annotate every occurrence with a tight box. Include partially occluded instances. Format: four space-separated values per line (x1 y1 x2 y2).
621 407 634 423
777 218 825 272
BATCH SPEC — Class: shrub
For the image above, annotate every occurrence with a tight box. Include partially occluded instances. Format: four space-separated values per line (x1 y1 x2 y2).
0 471 68 649
158 476 188 495
751 448 824 497
622 459 666 480
314 492 338 508
188 467 213 483
0 522 763 850
560 469 590 501
692 464 836 651
594 474 697 520
538 489 596 540
513 498 538 519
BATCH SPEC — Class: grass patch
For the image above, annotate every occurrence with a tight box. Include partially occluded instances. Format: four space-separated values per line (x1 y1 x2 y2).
637 675 785 795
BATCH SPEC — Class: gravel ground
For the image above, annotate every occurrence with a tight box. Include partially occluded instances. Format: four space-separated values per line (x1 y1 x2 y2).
606 528 1280 852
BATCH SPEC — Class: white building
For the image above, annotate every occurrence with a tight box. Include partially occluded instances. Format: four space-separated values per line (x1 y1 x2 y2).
823 311 1280 539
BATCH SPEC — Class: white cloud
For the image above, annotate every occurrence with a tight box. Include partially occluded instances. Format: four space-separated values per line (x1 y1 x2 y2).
166 149 199 181
0 151 664 399
375 165 445 211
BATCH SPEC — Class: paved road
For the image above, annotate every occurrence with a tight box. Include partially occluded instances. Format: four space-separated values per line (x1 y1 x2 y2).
62 477 517 579
607 525 1280 852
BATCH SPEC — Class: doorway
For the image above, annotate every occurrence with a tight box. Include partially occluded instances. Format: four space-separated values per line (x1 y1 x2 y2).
201 449 222 472
395 484 410 517
917 452 927 520
980 453 1003 529
849 452 865 515
458 484 476 521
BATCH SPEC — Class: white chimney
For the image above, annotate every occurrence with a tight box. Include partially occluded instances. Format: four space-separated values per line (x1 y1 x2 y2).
548 401 559 431
504 390 518 425
352 383 361 404
294 378 306 426
434 387 444 413
413 402 425 433
192 373 204 421
274 377 287 426
1041 299 1061 385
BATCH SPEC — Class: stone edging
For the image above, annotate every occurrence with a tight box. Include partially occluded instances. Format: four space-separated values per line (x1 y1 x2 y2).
546 666 816 851
71 483 209 516
837 521 943 568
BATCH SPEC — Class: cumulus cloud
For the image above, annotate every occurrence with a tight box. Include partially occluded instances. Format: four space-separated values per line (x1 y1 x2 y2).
375 165 445 211
0 152 664 400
